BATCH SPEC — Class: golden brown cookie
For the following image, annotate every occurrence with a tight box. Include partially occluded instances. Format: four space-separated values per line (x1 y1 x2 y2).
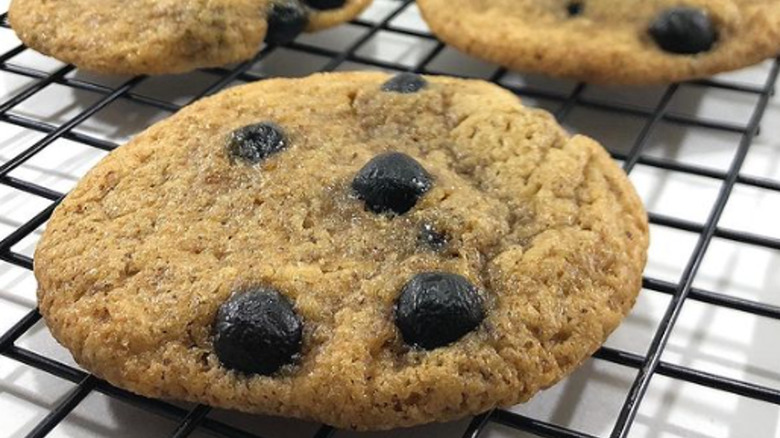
34 72 648 429
417 0 780 84
9 0 371 75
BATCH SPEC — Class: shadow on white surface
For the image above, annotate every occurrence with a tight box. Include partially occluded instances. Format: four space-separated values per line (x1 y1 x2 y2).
46 392 190 438
1 355 75 438
335 418 468 437
207 408 321 438
508 359 637 437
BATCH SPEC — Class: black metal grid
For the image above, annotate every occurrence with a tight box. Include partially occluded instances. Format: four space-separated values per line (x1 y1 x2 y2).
0 0 779 437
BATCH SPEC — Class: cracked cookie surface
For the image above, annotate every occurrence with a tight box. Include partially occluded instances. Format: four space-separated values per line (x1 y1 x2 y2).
9 0 371 75
417 0 780 84
34 72 648 429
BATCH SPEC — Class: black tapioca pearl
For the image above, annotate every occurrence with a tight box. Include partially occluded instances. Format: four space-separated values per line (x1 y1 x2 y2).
418 223 447 251
227 122 287 164
381 73 427 94
567 1 583 16
302 0 346 10
266 1 309 45
352 152 432 215
394 272 485 350
213 288 303 375
649 7 717 55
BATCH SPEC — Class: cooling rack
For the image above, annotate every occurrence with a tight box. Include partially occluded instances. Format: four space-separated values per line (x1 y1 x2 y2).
1 0 779 437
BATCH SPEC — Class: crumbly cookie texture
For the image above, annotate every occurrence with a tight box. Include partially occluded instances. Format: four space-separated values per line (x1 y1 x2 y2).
34 72 648 430
9 0 371 75
417 0 780 84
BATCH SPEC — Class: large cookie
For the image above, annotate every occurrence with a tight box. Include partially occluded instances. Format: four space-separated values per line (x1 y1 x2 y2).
9 0 371 75
34 72 648 429
417 0 780 84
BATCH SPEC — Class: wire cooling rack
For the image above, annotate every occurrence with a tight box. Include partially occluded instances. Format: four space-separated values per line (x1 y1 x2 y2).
1 0 779 437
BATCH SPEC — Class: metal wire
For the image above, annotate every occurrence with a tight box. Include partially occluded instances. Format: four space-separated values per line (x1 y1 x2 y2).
0 1 778 437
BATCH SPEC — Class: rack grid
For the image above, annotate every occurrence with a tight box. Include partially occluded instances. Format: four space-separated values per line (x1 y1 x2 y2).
0 1 779 437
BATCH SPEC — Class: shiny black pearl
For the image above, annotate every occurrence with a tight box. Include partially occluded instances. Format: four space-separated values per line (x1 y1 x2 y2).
352 152 432 215
213 288 303 375
381 73 427 94
303 0 346 10
418 223 447 251
567 2 583 16
649 7 717 55
395 272 484 350
227 122 287 164
266 1 309 45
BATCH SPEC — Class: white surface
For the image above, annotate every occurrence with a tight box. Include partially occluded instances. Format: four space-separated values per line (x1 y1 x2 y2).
1 1 780 437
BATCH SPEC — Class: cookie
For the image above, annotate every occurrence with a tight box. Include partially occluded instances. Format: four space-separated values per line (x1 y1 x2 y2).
8 0 371 75
34 72 649 429
417 0 780 84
